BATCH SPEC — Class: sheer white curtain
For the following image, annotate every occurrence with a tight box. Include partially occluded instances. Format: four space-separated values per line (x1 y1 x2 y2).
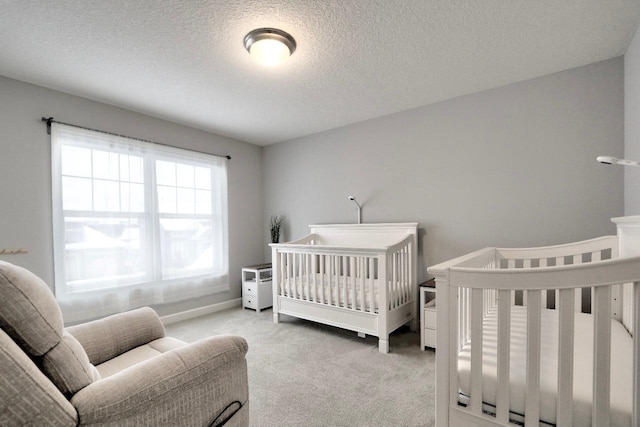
51 123 228 323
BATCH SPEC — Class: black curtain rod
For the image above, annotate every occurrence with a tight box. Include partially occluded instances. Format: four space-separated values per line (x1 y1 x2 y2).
40 117 231 160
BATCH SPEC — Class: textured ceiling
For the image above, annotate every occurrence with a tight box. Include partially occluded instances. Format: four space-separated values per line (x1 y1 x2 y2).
1 1 639 145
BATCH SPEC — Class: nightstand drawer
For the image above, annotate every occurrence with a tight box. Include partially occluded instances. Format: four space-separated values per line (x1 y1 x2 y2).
423 328 436 348
243 295 257 310
424 309 436 329
243 282 258 296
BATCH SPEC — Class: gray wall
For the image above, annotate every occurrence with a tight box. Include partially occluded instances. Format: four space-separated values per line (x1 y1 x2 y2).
0 76 264 317
625 25 640 215
263 58 624 282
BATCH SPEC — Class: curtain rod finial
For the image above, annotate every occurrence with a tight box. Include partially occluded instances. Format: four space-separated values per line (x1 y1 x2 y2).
41 117 54 134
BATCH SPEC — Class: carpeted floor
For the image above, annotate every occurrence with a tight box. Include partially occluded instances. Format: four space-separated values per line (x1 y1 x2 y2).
166 307 436 427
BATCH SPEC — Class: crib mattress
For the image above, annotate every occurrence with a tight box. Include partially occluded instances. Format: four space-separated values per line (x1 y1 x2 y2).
457 306 633 427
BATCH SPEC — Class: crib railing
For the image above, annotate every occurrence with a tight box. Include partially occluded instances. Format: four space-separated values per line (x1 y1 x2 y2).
271 235 414 314
428 236 640 427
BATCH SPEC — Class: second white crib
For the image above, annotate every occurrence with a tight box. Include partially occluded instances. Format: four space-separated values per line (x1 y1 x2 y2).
428 215 640 427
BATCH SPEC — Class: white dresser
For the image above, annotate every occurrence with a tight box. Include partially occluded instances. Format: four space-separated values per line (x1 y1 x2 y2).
242 264 273 312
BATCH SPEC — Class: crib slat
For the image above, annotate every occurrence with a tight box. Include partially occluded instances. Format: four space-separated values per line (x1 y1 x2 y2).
387 255 392 310
302 254 307 301
392 253 398 309
319 255 325 304
327 255 332 305
539 258 554 307
311 254 317 303
450 286 460 406
306 254 310 301
406 246 410 304
358 257 364 312
362 257 366 312
302 253 306 299
286 252 292 297
336 256 341 307
525 290 541 426
278 251 284 296
340 256 344 308
293 253 298 299
465 288 471 345
350 257 356 310
397 251 401 308
496 290 511 423
297 253 302 299
406 247 410 304
369 258 375 313
576 288 584 313
401 248 406 305
557 288 575 426
299 253 303 300
593 285 611 426
293 253 297 296
458 289 464 349
298 254 309 300
327 255 333 306
398 250 403 307
460 288 467 347
470 288 483 415
337 255 341 306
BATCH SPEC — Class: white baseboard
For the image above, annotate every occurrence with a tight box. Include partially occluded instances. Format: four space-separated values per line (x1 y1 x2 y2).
160 298 242 325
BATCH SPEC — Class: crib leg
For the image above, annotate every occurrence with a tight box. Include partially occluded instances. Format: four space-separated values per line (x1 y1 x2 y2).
273 312 280 324
378 337 389 353
357 332 366 339
409 318 417 332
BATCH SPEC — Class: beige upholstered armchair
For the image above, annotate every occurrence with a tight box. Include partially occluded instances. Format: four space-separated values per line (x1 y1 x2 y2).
0 261 249 426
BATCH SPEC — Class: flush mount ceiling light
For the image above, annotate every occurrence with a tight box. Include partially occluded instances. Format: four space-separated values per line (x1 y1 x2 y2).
243 28 296 67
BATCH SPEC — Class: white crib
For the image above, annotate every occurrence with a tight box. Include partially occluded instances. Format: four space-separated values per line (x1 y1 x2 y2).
270 223 418 353
427 216 640 427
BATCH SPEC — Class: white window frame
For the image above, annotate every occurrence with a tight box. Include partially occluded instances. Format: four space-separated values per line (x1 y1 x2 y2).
51 123 229 322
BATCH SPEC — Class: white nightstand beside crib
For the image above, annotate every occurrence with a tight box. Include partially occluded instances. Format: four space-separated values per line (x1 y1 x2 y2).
242 263 273 312
420 278 436 350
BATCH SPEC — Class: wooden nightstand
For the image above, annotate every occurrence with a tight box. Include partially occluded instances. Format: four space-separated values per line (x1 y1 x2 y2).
242 263 273 312
420 279 436 350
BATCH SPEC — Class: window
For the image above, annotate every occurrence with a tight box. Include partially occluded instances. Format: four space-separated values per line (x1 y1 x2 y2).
51 123 228 322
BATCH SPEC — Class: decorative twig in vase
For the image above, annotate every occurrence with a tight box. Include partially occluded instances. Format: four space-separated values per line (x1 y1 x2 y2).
270 215 284 243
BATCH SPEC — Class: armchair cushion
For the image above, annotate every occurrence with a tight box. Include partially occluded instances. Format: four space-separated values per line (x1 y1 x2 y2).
72 335 249 426
0 328 77 426
0 261 63 356
41 331 101 397
0 261 99 397
67 307 166 365
96 337 185 378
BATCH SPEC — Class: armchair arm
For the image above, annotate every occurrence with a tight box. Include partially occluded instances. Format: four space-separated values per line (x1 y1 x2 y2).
66 307 165 365
71 335 249 427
